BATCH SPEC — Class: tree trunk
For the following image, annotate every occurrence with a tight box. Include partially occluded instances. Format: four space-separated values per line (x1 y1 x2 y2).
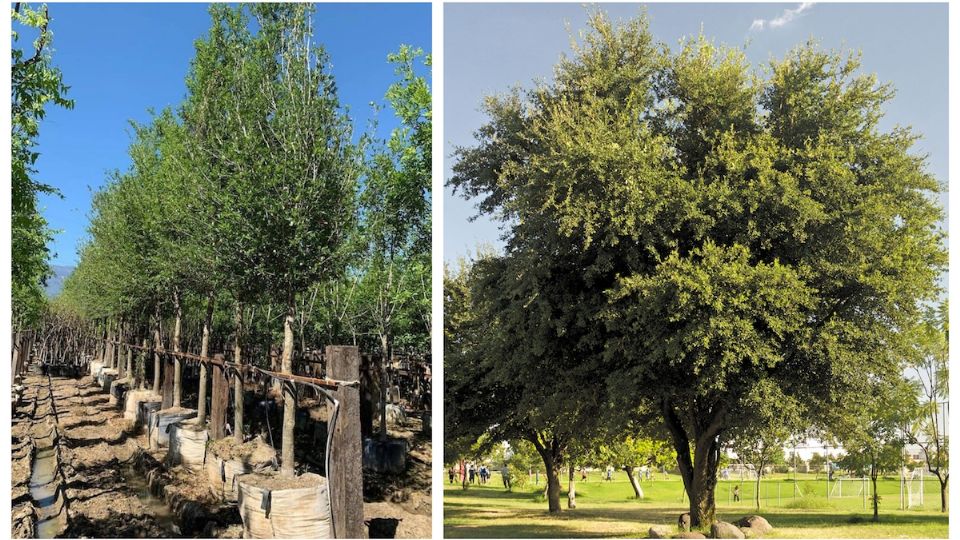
939 477 947 513
546 462 562 513
567 464 576 509
755 461 763 510
280 299 296 477
871 464 879 522
140 337 149 389
663 400 723 527
12 332 21 379
152 307 162 394
379 333 389 441
126 338 133 380
233 300 244 442
117 318 125 378
625 466 644 498
105 320 114 369
197 292 214 425
531 436 563 513
172 289 183 407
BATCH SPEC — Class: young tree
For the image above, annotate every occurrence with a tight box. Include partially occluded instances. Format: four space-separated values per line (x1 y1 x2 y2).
905 302 949 512
728 383 801 509
836 378 917 522
359 45 432 440
450 12 945 526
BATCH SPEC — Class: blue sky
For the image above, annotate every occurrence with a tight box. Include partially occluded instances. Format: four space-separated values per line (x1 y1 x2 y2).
31 2 431 267
444 2 949 263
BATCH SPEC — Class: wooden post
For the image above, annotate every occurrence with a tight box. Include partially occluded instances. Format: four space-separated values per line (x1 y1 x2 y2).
326 346 363 539
210 355 228 440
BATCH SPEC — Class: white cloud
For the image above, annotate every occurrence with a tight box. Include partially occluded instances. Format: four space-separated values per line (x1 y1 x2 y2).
749 2 814 31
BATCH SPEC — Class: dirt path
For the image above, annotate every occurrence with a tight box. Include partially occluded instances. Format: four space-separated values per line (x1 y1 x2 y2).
13 369 432 538
12 372 171 538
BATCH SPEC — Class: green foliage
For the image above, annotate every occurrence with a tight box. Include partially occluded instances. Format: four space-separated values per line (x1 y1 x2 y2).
11 3 74 328
357 45 432 354
56 4 430 361
449 9 945 523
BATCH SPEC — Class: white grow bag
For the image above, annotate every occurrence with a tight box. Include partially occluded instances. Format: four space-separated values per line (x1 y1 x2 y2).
237 472 332 539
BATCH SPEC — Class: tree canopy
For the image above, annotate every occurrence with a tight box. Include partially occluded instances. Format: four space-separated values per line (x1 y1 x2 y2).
11 3 74 328
448 11 946 525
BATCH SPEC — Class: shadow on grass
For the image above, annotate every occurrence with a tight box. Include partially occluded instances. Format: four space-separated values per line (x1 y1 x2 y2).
445 486 949 538
748 509 949 530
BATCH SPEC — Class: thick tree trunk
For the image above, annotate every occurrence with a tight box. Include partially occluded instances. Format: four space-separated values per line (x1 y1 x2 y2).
546 462 562 513
197 293 214 425
531 436 564 513
663 400 723 528
625 466 644 498
567 464 577 509
280 299 296 477
172 290 183 407
233 300 244 442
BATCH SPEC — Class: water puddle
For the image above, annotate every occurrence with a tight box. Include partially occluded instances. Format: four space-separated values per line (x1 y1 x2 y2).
30 444 64 538
124 466 182 537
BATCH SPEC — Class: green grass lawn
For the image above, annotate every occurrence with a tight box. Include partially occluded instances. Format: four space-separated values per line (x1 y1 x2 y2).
444 472 948 538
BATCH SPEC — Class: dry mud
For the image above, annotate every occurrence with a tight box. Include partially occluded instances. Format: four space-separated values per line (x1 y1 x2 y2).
12 370 432 538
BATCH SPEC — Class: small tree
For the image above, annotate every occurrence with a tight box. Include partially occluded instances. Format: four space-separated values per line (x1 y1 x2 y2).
905 302 949 512
600 435 674 499
836 378 916 522
729 383 800 509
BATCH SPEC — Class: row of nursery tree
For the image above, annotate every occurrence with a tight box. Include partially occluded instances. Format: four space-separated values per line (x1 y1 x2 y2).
444 12 947 527
13 3 430 477
25 2 430 360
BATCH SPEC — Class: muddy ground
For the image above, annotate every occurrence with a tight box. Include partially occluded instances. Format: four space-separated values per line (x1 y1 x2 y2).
12 369 432 538
363 416 433 538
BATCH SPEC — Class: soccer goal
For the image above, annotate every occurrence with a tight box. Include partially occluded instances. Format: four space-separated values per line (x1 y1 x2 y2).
904 467 925 509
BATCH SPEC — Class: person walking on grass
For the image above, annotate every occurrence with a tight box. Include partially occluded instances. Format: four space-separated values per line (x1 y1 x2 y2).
581 467 588 482
449 466 456 484
605 465 613 482
734 485 741 502
501 464 512 491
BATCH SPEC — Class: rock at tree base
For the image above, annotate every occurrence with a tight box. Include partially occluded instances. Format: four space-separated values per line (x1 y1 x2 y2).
678 513 691 531
735 515 772 537
711 521 745 539
649 525 673 538
674 533 707 539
